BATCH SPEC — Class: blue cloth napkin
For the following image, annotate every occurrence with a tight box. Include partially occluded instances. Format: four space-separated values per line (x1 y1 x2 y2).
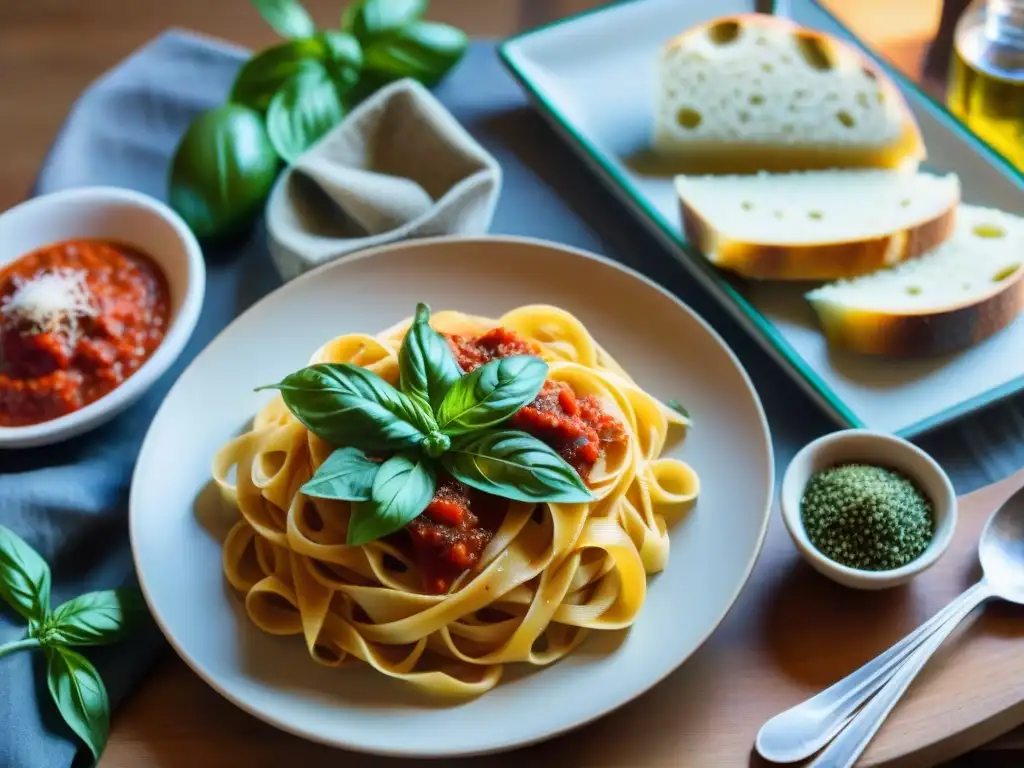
2 28 1023 768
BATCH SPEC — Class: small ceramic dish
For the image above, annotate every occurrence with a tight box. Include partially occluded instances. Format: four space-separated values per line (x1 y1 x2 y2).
780 429 957 590
0 186 205 449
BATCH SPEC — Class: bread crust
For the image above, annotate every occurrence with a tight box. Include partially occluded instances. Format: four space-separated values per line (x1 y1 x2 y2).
808 268 1024 356
679 197 958 281
650 134 923 175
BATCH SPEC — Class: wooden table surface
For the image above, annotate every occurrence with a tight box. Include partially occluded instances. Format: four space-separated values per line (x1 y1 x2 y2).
1 1 1020 766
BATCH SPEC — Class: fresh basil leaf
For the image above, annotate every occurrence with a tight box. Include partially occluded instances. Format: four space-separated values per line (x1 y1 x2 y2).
667 399 690 418
399 303 463 411
250 0 317 39
257 363 436 451
0 525 51 624
345 67 393 107
46 646 110 762
42 588 147 647
444 430 593 504
318 30 363 95
168 104 280 243
347 454 437 545
266 64 346 164
301 447 379 501
436 356 547 437
340 1 361 34
363 20 468 88
344 0 426 41
229 39 326 113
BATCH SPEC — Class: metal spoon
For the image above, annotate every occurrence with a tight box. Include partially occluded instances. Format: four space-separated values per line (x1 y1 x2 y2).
756 482 1024 765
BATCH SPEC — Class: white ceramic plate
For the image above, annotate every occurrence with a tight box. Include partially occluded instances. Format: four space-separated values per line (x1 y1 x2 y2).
499 0 1024 438
130 236 773 757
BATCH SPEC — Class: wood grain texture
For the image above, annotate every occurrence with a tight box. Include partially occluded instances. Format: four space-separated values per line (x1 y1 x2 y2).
3 1 1018 766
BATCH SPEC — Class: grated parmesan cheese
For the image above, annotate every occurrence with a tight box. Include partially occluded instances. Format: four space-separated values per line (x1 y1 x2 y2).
0 268 97 341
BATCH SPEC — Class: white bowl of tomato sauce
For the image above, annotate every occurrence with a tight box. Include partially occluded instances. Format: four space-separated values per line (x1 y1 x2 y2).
0 186 205 448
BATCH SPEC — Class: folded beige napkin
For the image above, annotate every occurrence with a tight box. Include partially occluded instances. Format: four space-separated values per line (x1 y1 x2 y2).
266 77 502 281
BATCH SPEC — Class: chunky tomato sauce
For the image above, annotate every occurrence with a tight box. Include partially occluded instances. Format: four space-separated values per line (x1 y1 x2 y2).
446 327 539 371
511 380 628 476
405 477 498 595
0 239 170 427
403 326 626 594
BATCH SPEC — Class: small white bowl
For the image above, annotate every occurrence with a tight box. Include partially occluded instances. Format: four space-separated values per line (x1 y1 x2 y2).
780 429 957 590
0 186 205 449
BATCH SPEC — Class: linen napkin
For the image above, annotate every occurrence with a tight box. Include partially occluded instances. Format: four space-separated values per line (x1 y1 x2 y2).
266 77 502 281
4 24 1024 768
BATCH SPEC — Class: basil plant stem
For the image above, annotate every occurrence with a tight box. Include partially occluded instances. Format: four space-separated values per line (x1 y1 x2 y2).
0 636 41 659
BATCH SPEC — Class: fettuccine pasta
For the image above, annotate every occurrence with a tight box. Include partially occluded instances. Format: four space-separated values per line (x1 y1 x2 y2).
212 305 700 697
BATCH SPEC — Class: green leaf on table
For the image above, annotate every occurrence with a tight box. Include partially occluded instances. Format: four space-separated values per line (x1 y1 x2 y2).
250 0 317 39
266 64 346 163
301 447 379 501
229 39 326 113
318 30 363 95
46 646 110 762
363 20 468 88
168 104 281 243
343 0 426 41
42 588 147 647
436 356 547 437
257 362 436 452
444 430 593 504
399 303 463 411
347 454 437 545
0 525 51 624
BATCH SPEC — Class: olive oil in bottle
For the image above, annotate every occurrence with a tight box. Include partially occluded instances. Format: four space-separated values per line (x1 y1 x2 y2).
947 0 1024 170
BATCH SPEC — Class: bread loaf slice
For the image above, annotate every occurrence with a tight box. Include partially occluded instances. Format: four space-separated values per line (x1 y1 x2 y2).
805 205 1024 356
654 14 926 174
675 169 960 280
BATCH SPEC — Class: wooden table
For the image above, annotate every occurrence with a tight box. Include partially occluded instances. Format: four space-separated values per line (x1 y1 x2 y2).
1 1 1019 766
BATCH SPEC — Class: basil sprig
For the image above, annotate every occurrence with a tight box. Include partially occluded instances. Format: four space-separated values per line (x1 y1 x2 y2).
300 446 379 501
229 39 328 113
348 453 437 546
399 302 462 410
444 430 592 504
266 62 347 164
261 302 594 546
0 524 51 622
0 525 149 764
257 362 436 451
250 0 317 39
168 0 468 244
436 355 547 436
343 0 426 42
46 647 110 762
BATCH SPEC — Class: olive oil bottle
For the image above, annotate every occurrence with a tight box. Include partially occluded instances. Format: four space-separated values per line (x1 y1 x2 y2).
947 0 1024 170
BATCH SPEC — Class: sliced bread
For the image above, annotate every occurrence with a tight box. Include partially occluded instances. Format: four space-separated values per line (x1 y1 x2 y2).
675 169 960 280
654 14 926 174
806 205 1024 356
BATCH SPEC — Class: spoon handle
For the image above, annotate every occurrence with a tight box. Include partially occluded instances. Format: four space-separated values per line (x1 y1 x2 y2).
807 581 994 768
755 580 992 764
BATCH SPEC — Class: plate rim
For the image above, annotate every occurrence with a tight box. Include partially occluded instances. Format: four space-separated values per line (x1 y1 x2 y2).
497 0 1024 440
128 233 776 758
